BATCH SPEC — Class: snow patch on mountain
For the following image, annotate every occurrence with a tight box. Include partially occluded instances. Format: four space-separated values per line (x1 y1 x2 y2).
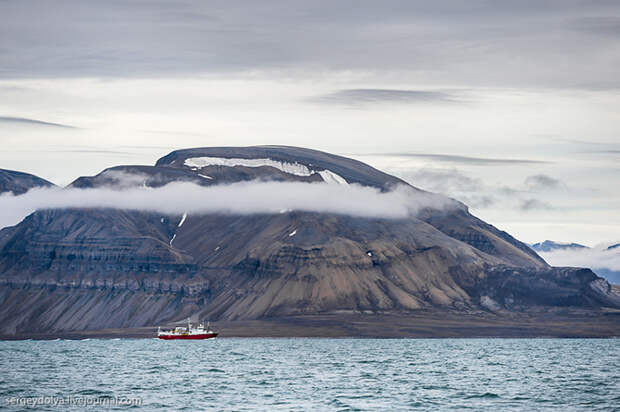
184 156 348 185
185 157 314 176
318 170 348 185
178 212 187 228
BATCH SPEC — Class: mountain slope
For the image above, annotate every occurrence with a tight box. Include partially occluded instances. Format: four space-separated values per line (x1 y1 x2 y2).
0 168 55 194
157 146 545 268
0 146 618 335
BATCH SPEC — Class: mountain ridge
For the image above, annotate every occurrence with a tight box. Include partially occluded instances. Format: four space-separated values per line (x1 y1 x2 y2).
531 240 588 252
0 168 55 195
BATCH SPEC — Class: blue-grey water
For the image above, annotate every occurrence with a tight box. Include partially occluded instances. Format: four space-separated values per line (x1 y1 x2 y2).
1 338 619 411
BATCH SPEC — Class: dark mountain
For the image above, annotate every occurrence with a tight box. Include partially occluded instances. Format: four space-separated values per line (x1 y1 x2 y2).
0 146 619 336
531 240 588 252
594 269 620 285
69 165 216 189
0 168 55 194
155 146 408 190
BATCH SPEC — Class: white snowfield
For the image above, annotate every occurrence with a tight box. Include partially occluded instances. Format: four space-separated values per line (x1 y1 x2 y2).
184 157 348 185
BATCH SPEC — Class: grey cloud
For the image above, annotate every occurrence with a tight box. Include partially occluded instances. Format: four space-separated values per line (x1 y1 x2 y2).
459 195 495 209
400 168 482 193
1 0 619 89
119 145 178 150
569 16 620 36
545 137 620 154
591 150 620 154
520 198 553 211
497 186 523 197
310 89 461 106
524 174 562 190
0 116 76 129
48 150 139 158
392 165 564 211
398 168 496 208
142 130 211 137
368 153 550 166
5 148 137 156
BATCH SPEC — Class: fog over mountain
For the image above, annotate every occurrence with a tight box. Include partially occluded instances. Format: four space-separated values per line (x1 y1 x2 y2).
0 181 455 230
0 146 618 337
534 241 620 284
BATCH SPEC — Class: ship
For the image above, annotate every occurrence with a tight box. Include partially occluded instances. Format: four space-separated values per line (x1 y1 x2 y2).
157 318 218 340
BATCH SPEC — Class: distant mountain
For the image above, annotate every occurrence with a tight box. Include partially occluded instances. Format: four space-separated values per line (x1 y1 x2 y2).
531 240 588 252
0 168 55 195
533 240 620 285
0 146 619 336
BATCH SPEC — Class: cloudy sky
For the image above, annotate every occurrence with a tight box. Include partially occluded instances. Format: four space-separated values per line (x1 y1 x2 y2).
1 0 619 246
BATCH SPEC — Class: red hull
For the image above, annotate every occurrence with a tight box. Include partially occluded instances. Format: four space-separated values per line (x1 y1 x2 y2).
158 333 218 340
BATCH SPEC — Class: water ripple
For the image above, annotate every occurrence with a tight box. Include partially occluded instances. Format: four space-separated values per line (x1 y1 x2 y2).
0 338 618 411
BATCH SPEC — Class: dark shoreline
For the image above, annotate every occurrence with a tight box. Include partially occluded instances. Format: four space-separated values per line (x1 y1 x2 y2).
2 311 619 340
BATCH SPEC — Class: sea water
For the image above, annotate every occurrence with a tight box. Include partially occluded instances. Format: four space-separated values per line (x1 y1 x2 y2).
1 338 618 411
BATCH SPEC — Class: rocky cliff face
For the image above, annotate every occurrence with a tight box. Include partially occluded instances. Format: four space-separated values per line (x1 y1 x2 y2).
0 146 618 334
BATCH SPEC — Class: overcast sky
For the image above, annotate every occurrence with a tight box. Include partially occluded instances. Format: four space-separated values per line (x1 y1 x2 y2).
1 0 619 246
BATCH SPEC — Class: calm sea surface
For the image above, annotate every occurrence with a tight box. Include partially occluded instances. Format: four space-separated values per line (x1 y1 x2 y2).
1 338 619 411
